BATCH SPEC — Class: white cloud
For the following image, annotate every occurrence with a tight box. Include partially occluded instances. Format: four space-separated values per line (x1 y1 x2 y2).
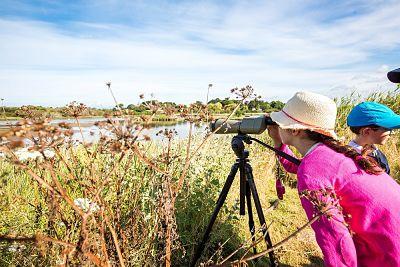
0 0 399 107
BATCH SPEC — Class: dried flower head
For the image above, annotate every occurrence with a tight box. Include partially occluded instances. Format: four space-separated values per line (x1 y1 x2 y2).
63 101 88 118
178 103 208 124
160 104 177 117
0 119 73 154
231 85 257 100
95 117 147 153
15 106 51 121
300 187 352 233
156 128 178 141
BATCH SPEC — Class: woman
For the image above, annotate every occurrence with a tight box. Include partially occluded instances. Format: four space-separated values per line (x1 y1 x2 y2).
267 91 400 266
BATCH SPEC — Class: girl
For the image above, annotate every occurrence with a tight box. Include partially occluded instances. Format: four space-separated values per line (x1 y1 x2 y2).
267 91 400 266
346 101 400 174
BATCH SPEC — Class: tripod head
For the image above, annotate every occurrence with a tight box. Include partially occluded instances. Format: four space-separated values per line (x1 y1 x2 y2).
231 134 251 159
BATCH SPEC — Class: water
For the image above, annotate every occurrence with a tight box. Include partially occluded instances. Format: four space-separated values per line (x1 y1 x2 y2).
70 120 206 142
0 118 207 143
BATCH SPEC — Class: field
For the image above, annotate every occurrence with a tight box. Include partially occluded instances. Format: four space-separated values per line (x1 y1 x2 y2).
0 88 400 266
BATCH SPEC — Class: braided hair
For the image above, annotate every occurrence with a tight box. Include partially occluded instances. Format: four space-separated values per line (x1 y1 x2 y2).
305 130 383 175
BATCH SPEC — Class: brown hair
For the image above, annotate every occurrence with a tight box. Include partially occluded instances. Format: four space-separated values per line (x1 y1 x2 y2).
349 124 379 134
305 130 383 175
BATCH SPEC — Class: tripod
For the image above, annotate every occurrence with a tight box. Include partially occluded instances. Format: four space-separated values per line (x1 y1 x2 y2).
191 134 290 267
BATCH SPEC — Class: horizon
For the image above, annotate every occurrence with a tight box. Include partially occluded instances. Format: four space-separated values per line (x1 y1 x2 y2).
0 0 399 107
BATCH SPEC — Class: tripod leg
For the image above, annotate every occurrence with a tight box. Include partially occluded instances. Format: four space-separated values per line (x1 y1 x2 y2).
246 164 278 267
245 181 257 256
190 163 239 267
239 159 246 215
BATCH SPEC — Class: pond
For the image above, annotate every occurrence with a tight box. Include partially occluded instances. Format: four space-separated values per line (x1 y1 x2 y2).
0 117 208 143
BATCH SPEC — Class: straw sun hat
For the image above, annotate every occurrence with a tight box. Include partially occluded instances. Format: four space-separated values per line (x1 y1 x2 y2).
270 91 338 139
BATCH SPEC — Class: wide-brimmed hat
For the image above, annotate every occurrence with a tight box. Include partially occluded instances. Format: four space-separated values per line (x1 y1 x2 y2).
270 91 338 139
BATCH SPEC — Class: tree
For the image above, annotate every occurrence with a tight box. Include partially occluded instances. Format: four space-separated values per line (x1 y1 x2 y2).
224 103 237 113
208 98 222 104
127 104 136 110
207 102 223 113
259 101 271 112
270 100 284 110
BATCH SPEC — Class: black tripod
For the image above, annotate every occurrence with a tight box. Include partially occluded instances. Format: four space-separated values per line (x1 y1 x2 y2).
191 134 300 267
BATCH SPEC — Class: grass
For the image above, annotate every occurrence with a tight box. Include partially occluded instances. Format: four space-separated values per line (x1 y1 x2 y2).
0 89 400 266
0 134 323 266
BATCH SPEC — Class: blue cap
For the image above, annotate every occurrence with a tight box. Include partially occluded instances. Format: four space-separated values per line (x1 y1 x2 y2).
347 102 400 129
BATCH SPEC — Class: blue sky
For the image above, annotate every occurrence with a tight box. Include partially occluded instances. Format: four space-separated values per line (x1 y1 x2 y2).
0 0 399 107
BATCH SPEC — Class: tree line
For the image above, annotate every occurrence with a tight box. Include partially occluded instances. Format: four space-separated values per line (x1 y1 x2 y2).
126 98 284 114
0 98 284 119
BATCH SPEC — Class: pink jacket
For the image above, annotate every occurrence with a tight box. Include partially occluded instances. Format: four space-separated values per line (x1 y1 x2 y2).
278 143 400 266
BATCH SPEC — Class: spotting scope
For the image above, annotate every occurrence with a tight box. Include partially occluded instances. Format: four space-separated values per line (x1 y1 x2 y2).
210 115 276 134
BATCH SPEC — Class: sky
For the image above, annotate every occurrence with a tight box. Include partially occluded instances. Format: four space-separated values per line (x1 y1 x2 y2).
0 0 399 107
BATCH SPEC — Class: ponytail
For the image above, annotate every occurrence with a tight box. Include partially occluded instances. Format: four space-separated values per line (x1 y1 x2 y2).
305 130 383 175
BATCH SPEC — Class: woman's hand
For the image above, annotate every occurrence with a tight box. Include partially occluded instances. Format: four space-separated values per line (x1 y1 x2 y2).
267 125 283 148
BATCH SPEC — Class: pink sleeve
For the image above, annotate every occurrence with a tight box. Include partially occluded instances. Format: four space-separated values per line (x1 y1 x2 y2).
298 175 357 267
277 144 299 174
